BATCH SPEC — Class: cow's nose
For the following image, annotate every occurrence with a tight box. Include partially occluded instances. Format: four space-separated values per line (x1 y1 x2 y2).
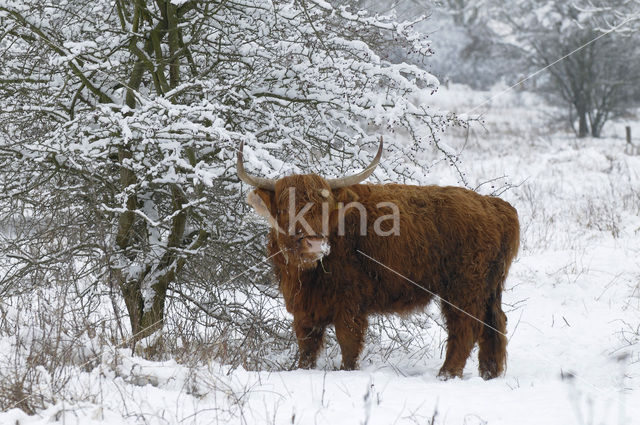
302 237 330 258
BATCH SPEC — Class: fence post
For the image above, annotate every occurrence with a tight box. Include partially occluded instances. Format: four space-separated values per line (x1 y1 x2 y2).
626 126 632 145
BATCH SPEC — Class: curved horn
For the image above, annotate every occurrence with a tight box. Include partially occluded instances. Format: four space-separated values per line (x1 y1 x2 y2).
236 141 276 191
327 136 383 189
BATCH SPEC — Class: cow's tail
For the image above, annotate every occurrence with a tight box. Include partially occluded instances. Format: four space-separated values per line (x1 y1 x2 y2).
478 282 508 379
479 199 519 379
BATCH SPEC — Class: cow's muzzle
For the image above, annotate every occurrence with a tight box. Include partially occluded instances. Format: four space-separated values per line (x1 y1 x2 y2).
298 236 330 265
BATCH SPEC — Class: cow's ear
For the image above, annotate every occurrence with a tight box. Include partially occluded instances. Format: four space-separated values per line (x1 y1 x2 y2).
247 189 276 221
332 188 359 205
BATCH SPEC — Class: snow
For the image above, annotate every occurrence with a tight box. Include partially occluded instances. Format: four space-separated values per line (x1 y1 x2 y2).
1 84 639 424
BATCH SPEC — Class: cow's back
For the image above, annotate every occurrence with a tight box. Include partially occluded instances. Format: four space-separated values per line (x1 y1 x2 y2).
346 184 519 309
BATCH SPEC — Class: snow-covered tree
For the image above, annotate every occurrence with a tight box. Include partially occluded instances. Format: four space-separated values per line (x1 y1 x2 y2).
579 0 640 33
0 0 457 346
352 0 521 89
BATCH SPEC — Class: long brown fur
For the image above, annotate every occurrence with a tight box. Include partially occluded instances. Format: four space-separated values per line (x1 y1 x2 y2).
251 174 519 379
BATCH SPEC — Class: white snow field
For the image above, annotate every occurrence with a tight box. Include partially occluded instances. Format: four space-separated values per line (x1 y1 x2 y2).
1 85 639 424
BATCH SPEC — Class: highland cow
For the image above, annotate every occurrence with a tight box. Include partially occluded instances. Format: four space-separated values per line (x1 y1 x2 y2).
238 138 519 379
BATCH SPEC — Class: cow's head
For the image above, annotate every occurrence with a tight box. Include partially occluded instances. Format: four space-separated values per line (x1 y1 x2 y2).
237 138 382 269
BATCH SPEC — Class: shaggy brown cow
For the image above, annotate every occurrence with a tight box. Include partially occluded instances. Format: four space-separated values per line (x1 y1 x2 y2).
237 138 519 379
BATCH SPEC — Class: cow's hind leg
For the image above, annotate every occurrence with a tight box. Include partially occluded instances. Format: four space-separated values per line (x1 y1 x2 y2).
294 318 326 369
334 313 367 370
478 288 508 379
438 301 483 380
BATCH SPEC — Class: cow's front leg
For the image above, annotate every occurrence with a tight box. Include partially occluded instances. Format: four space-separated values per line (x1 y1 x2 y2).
293 317 326 369
334 313 367 370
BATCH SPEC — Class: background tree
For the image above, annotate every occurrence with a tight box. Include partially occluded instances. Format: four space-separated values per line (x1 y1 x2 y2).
505 0 640 137
0 0 458 352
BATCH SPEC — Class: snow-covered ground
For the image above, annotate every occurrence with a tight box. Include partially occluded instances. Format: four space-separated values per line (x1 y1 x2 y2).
2 85 639 424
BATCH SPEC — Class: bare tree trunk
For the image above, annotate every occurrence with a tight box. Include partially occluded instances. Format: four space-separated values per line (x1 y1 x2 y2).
119 278 164 343
589 109 607 138
576 104 590 138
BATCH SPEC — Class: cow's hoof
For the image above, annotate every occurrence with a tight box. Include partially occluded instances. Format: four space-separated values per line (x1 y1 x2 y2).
437 369 461 381
298 360 316 370
479 360 501 380
480 369 500 380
